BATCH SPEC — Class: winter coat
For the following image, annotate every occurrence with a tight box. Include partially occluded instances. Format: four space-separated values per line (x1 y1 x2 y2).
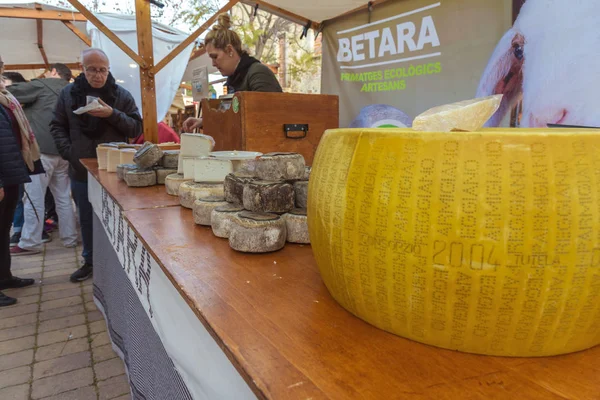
0 105 32 188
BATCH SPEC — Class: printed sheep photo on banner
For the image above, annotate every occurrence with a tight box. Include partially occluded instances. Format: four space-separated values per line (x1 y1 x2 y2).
477 0 599 128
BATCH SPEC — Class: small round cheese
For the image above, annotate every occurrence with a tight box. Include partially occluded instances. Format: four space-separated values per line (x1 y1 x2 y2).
165 173 191 196
124 170 156 187
156 168 178 185
255 152 306 181
179 181 225 209
193 197 229 226
116 164 137 181
228 211 287 253
242 180 294 213
211 204 244 238
294 181 308 209
161 150 180 169
134 143 163 169
284 208 310 244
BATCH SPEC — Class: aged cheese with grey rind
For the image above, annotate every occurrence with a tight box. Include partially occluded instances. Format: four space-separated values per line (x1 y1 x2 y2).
116 164 138 181
161 150 180 169
193 197 229 226
224 174 256 205
294 181 309 209
303 166 311 181
156 168 178 185
231 159 258 176
124 170 156 187
284 208 310 244
242 180 294 213
165 173 191 196
211 204 244 238
179 181 225 209
255 152 306 181
228 211 287 253
134 142 163 169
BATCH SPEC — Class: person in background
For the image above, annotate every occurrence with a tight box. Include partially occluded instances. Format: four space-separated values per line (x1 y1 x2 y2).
132 121 180 144
0 55 41 306
51 49 142 282
183 13 282 131
2 72 29 247
9 63 79 256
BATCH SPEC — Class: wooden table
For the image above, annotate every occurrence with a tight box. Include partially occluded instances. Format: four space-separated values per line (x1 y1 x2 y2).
83 159 600 400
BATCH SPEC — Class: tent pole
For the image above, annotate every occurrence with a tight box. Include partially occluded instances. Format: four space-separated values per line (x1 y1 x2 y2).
135 0 159 143
35 4 50 69
62 21 92 46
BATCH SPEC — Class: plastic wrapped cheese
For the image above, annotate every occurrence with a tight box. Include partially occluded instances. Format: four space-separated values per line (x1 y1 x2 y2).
412 95 503 132
309 127 600 357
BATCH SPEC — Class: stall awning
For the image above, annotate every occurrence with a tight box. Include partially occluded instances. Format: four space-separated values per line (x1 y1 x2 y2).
240 0 371 24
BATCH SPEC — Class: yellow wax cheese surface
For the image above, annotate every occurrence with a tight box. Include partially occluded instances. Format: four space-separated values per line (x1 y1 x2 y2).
412 95 502 132
308 128 600 356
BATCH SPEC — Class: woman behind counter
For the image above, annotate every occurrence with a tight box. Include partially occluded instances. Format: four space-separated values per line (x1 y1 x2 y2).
183 13 282 131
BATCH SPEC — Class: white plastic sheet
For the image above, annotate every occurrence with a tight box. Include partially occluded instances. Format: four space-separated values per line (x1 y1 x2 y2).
87 14 194 122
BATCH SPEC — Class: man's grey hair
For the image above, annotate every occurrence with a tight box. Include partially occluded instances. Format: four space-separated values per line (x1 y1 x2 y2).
81 48 110 65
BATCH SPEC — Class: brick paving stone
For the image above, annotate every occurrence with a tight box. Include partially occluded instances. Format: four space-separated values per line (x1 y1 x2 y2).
40 296 82 311
85 301 97 311
31 366 93 399
0 335 35 356
36 325 88 347
92 344 117 363
35 337 90 362
42 258 76 268
40 282 76 293
0 383 29 400
2 285 41 298
13 255 43 264
82 279 93 286
39 385 97 400
43 269 76 279
0 313 38 330
0 303 38 319
0 324 36 342
33 351 91 379
43 252 76 261
0 365 30 389
43 263 78 272
19 272 42 280
94 358 125 381
12 260 43 270
89 320 106 334
41 287 81 302
39 305 85 322
91 331 111 348
15 294 40 306
98 374 130 399
87 310 104 322
17 267 43 275
38 314 86 334
83 293 94 303
113 395 132 400
39 275 72 286
83 285 94 294
0 349 34 372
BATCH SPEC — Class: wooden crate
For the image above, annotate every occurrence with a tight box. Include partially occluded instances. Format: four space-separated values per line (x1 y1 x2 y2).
201 92 339 165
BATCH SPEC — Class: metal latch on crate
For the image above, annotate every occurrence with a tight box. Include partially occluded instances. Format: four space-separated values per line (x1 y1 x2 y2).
284 124 308 139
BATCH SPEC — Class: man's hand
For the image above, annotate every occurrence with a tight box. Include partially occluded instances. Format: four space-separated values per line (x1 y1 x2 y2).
0 188 4 202
87 99 113 118
183 117 203 132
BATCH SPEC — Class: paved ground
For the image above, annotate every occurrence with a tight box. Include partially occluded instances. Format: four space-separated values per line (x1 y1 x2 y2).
0 237 131 400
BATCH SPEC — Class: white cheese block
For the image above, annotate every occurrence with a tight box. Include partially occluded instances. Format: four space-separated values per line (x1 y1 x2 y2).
116 164 137 181
124 170 156 187
194 157 233 183
156 168 178 185
224 174 256 205
161 150 180 169
193 197 229 226
294 181 308 209
284 209 310 244
211 204 244 238
229 211 287 253
119 148 137 165
179 181 225 209
134 143 163 169
255 152 306 181
96 145 113 170
179 133 215 174
242 180 294 213
106 148 122 173
182 157 196 180
165 173 191 196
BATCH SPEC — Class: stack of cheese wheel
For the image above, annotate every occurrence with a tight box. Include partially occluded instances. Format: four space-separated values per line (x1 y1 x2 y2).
308 127 600 357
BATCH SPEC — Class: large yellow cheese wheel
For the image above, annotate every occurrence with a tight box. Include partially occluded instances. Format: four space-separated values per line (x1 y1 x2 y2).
308 128 600 356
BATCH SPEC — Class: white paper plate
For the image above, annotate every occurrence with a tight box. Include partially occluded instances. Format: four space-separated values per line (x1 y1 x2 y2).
209 151 262 160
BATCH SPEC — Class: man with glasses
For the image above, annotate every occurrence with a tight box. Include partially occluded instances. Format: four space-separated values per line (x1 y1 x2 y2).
51 48 142 282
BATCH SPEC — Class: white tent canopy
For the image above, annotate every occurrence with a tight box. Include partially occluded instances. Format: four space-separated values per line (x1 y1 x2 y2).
241 0 367 23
